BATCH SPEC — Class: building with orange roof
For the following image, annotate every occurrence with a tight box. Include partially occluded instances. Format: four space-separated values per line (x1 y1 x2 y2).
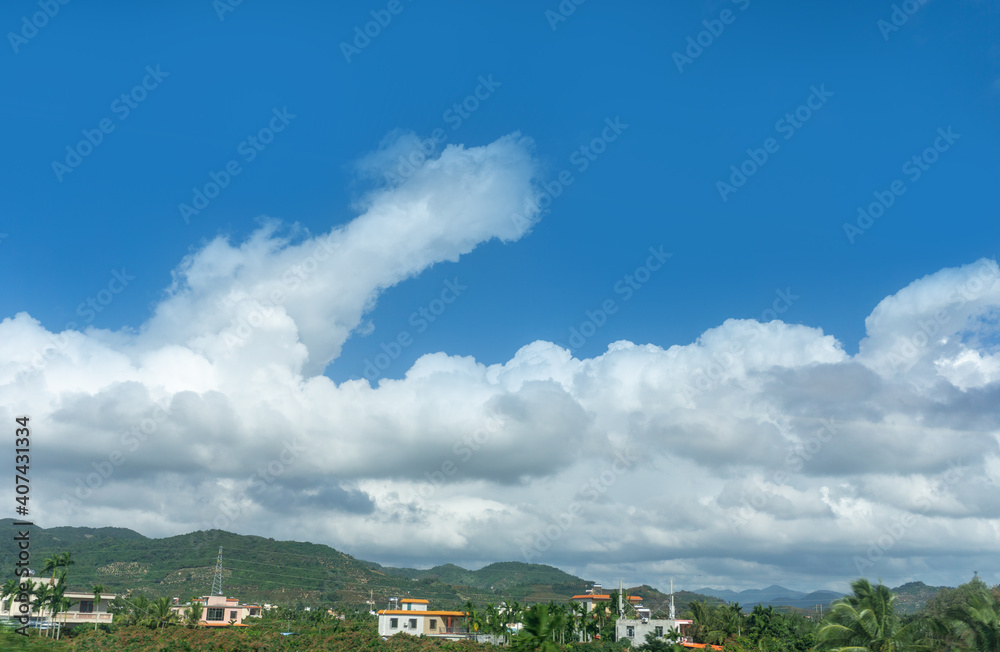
571 586 644 614
377 597 468 640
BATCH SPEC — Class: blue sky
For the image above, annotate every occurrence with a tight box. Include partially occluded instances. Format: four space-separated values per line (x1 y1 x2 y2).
2 1 1000 593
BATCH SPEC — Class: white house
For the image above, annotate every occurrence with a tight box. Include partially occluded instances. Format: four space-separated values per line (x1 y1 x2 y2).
377 598 467 640
0 576 115 627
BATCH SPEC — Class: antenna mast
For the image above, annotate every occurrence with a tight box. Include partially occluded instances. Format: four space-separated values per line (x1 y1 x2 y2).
212 547 224 596
669 579 676 620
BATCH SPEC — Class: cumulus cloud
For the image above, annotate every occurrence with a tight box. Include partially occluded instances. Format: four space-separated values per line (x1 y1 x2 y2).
2 133 1000 592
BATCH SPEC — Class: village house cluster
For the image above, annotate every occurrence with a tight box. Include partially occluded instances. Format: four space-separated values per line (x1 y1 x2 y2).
3 571 716 649
0 574 266 631
374 584 720 649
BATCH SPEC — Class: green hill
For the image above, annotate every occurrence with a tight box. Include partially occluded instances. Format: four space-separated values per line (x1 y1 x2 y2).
890 581 952 614
370 561 588 602
624 584 726 615
0 520 604 608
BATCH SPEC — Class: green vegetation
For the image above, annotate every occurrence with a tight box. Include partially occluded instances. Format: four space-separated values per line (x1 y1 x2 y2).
0 574 998 652
0 521 602 608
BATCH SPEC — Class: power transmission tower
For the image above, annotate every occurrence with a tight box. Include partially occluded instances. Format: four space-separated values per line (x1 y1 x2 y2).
212 547 224 596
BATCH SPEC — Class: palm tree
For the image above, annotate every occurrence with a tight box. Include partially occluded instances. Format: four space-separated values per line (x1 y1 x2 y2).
127 594 152 627
48 583 76 640
513 604 563 652
747 603 781 647
484 603 500 642
570 601 589 642
90 585 106 630
815 578 922 652
464 600 483 635
151 596 178 630
57 552 76 575
42 555 59 582
1 578 20 612
32 583 53 633
545 602 570 645
688 600 714 643
941 585 1000 651
725 602 744 639
502 600 523 645
185 599 204 628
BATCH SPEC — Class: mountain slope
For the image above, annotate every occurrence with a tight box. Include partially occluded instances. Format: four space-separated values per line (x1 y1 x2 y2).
0 520 593 607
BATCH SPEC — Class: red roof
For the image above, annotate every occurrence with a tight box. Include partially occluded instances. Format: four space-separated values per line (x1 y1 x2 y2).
571 594 643 601
681 643 723 650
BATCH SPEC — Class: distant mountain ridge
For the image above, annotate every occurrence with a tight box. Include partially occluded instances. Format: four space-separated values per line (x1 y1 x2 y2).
694 581 957 614
694 584 844 610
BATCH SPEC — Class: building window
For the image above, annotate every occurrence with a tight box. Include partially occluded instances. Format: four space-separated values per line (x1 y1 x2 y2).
430 619 437 630
78 600 94 614
206 608 225 621
409 618 418 629
655 626 663 637
627 626 635 638
390 618 398 628
249 608 260 616
230 610 237 620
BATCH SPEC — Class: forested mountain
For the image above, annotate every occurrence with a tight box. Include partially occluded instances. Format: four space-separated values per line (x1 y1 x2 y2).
0 520 611 607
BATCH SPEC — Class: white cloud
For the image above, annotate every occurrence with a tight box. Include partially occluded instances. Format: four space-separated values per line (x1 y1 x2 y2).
2 133 1000 591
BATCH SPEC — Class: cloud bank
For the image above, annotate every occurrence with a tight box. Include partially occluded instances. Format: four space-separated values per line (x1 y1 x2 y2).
3 132 1000 592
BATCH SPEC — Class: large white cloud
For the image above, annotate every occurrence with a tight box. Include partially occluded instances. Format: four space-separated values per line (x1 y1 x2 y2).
2 133 1000 593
